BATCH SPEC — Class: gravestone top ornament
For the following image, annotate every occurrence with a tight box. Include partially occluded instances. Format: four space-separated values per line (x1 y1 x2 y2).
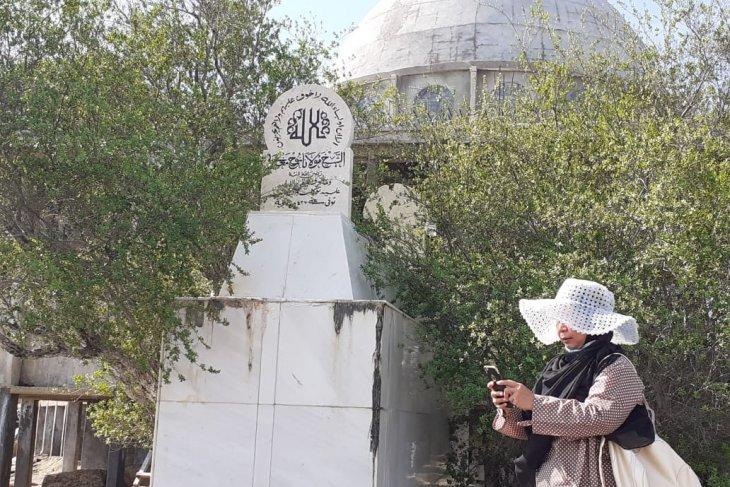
261 85 355 218
264 85 354 152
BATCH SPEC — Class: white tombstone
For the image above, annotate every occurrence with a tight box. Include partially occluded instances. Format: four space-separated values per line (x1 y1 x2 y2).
151 85 449 487
363 183 422 228
261 85 355 218
151 300 449 487
223 85 371 300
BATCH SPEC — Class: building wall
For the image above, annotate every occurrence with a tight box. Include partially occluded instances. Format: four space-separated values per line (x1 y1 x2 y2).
357 67 537 120
19 357 98 388
478 69 529 103
399 71 471 112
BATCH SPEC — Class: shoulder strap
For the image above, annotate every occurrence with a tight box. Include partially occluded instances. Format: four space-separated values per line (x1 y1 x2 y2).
599 352 627 365
596 352 626 376
599 354 658 446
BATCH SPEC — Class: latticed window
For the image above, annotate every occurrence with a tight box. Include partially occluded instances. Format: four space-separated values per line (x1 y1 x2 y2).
496 81 523 102
413 85 454 119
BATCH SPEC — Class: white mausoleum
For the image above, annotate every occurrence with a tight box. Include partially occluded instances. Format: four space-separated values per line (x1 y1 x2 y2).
340 0 630 118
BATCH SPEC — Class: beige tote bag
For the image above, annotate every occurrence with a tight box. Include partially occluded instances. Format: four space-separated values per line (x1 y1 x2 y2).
599 399 701 487
604 435 702 487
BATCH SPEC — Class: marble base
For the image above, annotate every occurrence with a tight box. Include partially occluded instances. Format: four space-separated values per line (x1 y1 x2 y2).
151 299 448 487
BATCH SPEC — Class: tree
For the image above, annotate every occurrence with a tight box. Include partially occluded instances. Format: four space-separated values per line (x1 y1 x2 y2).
358 1 729 484
0 0 331 445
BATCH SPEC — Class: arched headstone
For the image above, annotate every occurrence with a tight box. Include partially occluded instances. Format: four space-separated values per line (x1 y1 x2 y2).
363 183 422 228
261 85 355 218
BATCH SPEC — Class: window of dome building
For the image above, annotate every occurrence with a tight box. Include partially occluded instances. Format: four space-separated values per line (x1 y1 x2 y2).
355 94 390 130
413 85 454 120
356 94 391 116
357 95 378 112
496 81 524 102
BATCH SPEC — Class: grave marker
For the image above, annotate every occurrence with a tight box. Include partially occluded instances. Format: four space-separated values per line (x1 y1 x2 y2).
261 85 354 218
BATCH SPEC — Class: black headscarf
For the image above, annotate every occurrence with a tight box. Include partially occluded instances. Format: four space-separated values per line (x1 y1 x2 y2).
513 332 623 487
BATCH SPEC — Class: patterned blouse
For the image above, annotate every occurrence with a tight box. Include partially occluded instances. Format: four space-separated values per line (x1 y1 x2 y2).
493 355 645 487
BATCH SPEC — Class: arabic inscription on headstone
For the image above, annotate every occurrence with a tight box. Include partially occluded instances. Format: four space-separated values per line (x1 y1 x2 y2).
262 85 355 217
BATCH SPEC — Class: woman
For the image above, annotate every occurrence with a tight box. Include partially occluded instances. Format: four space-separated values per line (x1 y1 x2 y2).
488 278 650 487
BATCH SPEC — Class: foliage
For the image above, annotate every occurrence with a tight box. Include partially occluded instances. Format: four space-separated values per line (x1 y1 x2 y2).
359 1 728 484
0 0 330 446
80 367 156 447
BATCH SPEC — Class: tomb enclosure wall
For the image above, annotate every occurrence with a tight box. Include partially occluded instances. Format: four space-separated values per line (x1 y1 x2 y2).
151 299 448 487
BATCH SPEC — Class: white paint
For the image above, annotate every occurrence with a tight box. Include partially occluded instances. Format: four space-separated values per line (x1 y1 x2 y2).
252 404 275 487
222 211 375 301
152 401 258 486
379 308 438 415
151 300 449 487
161 302 277 405
262 85 355 217
268 405 374 487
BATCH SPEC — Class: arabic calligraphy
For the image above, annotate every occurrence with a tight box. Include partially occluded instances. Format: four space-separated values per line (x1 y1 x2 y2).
294 187 341 197
274 190 339 208
262 85 354 216
286 108 331 147
267 86 351 150
269 151 346 170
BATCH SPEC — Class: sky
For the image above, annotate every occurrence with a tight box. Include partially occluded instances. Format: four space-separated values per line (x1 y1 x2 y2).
270 0 663 43
270 1 373 38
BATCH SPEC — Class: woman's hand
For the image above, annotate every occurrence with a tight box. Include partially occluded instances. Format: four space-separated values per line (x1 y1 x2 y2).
487 380 511 410
498 380 535 411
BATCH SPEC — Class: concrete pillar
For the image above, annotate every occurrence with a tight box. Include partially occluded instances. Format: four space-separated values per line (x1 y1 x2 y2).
80 411 108 470
0 351 20 387
0 389 18 487
62 402 83 472
469 65 478 118
15 398 39 487
389 73 399 119
105 447 126 487
51 404 65 456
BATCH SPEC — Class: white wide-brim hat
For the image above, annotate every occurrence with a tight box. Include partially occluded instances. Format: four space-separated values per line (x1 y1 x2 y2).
519 278 639 345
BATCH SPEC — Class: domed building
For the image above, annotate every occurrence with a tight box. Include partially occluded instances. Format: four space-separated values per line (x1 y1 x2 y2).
340 0 631 119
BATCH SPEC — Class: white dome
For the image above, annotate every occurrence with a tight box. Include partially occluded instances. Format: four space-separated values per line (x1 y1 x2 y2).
340 0 630 80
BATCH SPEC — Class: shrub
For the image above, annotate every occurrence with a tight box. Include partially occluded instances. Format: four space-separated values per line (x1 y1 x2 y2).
359 2 728 483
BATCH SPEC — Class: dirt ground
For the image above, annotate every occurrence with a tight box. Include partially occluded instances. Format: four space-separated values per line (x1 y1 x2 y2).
10 456 63 487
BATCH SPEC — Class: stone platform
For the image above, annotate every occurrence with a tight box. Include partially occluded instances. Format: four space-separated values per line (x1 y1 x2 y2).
150 298 448 487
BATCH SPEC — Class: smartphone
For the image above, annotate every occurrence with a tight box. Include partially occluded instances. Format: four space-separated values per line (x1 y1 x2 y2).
484 365 512 408
483 365 505 391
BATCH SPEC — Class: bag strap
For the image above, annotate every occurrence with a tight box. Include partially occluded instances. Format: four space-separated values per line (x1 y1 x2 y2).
602 355 653 413
599 353 658 442
598 436 608 487
595 352 626 377
598 352 627 368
